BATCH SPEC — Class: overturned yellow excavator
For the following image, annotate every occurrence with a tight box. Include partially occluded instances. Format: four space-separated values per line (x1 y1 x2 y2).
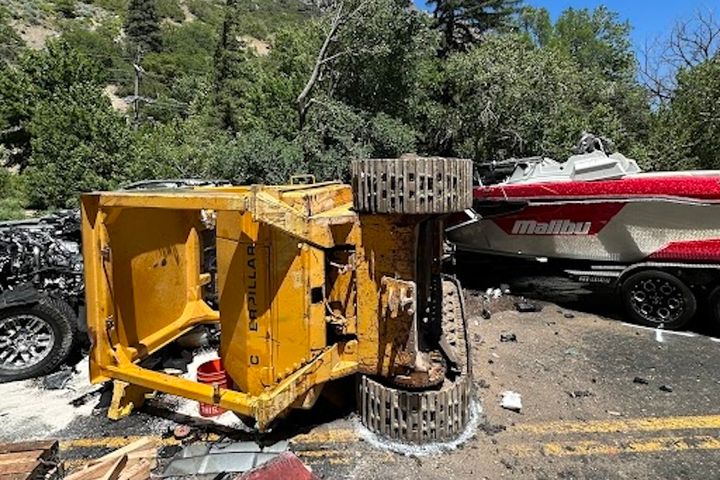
81 157 473 442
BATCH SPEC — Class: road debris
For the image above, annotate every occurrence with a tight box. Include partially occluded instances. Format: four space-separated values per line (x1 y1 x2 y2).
161 440 289 476
0 439 61 480
500 391 522 412
633 376 650 385
567 390 593 398
500 333 517 343
42 367 74 390
515 300 541 313
236 452 319 480
65 437 156 480
660 384 674 392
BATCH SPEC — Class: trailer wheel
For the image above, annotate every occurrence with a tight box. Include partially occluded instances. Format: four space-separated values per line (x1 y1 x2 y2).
0 296 77 382
621 270 696 330
707 286 720 327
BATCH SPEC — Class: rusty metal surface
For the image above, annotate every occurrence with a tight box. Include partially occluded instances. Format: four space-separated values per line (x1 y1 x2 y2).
351 156 473 214
359 375 472 443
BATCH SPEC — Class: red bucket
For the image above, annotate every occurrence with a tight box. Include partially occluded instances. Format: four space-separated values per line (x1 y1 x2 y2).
197 358 228 417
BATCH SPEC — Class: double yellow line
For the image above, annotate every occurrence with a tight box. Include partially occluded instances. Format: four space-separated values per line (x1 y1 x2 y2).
509 414 720 457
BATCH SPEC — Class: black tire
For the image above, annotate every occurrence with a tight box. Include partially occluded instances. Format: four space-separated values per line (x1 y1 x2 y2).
707 286 720 327
621 270 696 330
0 295 77 382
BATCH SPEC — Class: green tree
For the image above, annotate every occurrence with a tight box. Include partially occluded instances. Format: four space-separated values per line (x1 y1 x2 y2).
0 40 104 168
440 34 647 161
24 83 133 209
646 55 720 171
213 0 258 132
126 0 163 54
549 6 635 81
428 0 520 54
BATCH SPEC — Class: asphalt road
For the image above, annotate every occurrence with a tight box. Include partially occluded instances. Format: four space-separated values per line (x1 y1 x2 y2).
3 288 720 479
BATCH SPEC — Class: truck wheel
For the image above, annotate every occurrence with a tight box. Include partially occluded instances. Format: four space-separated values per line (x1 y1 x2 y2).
0 296 77 382
621 270 696 330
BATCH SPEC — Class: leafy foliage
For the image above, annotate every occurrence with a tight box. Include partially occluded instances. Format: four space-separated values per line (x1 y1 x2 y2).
428 0 520 54
0 0 717 214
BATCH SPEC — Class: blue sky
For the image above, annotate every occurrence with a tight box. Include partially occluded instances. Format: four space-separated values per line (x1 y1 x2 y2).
415 1 717 50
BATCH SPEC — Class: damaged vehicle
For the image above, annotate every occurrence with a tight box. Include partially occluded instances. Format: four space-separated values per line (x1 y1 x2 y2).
0 211 85 381
0 179 227 382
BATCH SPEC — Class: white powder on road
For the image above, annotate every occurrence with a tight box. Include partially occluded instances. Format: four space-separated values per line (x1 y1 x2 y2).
0 358 97 441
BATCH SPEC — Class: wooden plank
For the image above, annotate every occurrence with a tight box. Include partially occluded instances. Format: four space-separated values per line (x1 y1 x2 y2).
0 461 40 476
86 439 153 468
65 456 125 480
0 451 45 466
0 474 32 480
97 456 127 480
118 459 151 480
0 441 57 456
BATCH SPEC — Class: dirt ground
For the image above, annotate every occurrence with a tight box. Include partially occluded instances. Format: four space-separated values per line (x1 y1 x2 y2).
2 279 720 479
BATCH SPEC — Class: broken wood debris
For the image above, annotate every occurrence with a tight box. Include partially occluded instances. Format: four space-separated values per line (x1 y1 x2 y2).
65 438 156 480
0 439 61 480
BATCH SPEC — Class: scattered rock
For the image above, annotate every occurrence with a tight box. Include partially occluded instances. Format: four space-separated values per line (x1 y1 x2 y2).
42 367 73 390
475 379 491 389
563 313 575 319
633 377 650 385
481 308 492 320
567 390 593 399
607 410 622 416
473 333 482 342
500 391 522 412
500 333 517 343
480 423 507 435
515 300 542 313
659 384 674 392
173 424 193 440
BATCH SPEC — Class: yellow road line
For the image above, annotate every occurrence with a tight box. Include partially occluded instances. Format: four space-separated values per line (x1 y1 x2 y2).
291 429 358 444
514 414 720 435
510 434 720 457
61 435 181 450
59 428 358 452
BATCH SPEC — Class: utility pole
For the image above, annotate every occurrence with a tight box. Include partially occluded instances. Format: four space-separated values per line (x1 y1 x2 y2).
132 46 144 128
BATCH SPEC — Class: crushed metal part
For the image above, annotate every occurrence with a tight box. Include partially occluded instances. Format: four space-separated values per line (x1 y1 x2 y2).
0 210 83 304
161 441 288 476
358 375 472 443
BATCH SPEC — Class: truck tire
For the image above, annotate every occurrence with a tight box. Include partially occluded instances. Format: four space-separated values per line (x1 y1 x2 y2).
0 295 77 382
621 270 696 330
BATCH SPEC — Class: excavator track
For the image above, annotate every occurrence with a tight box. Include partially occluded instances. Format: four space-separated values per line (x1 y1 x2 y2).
359 277 473 443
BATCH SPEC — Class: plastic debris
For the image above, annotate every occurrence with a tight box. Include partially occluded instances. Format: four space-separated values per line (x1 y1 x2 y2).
500 391 522 412
236 452 319 480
